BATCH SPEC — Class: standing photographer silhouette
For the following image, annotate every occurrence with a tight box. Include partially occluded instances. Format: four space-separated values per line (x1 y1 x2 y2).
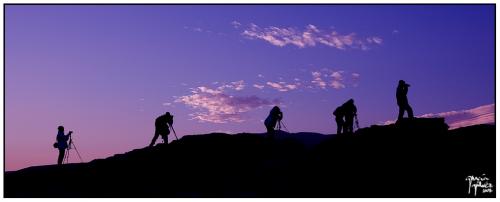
396 80 414 121
55 126 72 165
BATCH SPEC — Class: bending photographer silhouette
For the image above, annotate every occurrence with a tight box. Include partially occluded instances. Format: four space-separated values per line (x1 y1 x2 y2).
149 112 174 147
333 99 357 134
264 106 283 137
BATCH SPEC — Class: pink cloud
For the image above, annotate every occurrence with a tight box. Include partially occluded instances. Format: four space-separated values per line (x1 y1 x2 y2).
330 71 344 80
419 104 495 129
241 23 382 50
217 80 245 91
253 84 265 89
330 80 345 89
311 71 327 89
176 86 281 123
311 69 356 90
266 81 298 92
383 104 495 129
197 86 223 94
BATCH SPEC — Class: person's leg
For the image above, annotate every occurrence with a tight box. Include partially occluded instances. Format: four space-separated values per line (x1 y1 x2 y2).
336 121 342 135
58 148 65 165
149 131 160 147
398 106 405 121
160 134 168 144
406 104 414 118
336 117 343 134
266 126 272 134
345 117 353 133
266 125 275 139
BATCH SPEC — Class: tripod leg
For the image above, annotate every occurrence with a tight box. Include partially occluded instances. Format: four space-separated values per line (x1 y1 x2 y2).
71 141 84 163
64 149 69 164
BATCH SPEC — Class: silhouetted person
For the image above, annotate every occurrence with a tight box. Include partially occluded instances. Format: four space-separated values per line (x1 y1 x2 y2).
333 105 345 134
343 99 357 134
56 126 72 165
149 112 174 147
264 106 283 137
334 99 357 134
396 80 414 121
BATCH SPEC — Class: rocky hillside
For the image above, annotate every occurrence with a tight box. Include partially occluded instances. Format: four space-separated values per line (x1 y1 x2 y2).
4 118 495 197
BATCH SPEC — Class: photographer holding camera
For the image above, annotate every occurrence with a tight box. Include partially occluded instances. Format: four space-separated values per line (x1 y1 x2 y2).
396 80 414 121
55 126 73 165
149 112 174 147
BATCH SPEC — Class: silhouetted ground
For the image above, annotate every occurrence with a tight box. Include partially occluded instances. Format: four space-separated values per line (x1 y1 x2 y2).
4 118 495 197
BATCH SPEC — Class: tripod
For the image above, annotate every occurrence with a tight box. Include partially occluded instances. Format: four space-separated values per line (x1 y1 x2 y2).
170 125 179 141
160 125 179 144
276 120 290 133
64 135 84 164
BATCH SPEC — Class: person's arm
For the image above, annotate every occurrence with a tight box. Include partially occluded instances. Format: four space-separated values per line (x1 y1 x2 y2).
168 117 173 127
65 131 73 140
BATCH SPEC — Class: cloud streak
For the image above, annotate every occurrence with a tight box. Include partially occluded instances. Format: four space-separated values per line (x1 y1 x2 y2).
419 104 495 129
253 84 265 89
266 81 298 92
240 23 382 50
383 104 495 129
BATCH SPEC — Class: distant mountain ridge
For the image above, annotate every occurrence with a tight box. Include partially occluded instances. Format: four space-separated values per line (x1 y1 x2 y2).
4 118 495 197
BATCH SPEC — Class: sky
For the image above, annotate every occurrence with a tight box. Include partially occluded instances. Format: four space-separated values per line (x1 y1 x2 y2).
5 5 495 171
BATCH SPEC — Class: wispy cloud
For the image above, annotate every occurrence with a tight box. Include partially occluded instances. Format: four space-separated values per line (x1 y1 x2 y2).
311 71 327 89
366 36 383 45
239 23 382 50
330 80 345 89
310 69 358 89
199 80 245 92
330 71 343 81
253 84 265 89
352 73 360 79
420 104 495 129
351 73 361 87
224 80 245 91
329 71 345 89
184 26 216 34
176 85 281 123
231 20 241 28
266 81 299 92
196 86 223 94
383 104 495 129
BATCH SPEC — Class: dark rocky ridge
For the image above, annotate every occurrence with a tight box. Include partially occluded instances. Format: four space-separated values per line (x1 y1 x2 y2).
4 118 495 197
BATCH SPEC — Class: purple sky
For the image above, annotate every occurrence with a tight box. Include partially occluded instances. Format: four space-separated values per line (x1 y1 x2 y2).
5 5 495 171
